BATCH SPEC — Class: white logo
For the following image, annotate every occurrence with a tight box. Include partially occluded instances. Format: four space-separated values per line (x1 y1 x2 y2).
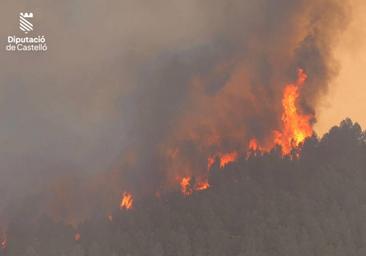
5 12 47 52
19 12 34 34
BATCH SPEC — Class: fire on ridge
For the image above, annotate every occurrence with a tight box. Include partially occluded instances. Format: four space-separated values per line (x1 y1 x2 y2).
176 68 313 196
249 68 313 155
116 69 313 204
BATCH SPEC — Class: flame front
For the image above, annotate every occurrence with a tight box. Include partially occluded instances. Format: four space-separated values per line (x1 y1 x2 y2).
170 69 313 197
120 192 134 210
219 152 238 168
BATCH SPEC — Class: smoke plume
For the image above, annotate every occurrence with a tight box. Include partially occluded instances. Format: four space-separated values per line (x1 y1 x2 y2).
0 0 350 224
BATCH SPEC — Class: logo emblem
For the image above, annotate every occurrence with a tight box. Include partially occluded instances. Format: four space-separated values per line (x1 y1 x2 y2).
19 12 33 34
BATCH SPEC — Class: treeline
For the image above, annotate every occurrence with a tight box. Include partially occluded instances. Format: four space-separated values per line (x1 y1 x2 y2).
3 118 366 256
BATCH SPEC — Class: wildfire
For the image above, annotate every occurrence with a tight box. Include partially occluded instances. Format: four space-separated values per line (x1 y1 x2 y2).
249 69 313 155
120 192 134 210
180 177 193 196
276 69 312 154
248 138 259 151
208 151 238 170
179 177 210 195
175 69 312 197
195 181 210 191
219 152 238 167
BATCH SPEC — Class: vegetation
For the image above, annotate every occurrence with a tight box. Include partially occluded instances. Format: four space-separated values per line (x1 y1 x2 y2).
3 119 366 256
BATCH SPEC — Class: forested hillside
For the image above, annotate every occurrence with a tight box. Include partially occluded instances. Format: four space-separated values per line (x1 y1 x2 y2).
3 119 366 256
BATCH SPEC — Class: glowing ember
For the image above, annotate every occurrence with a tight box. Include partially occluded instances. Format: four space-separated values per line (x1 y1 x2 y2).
180 177 193 196
249 69 313 155
120 192 134 210
74 232 80 241
195 181 210 191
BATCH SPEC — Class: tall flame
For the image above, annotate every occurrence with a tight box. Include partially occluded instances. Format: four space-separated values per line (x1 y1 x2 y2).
249 69 313 155
276 69 312 154
120 192 134 210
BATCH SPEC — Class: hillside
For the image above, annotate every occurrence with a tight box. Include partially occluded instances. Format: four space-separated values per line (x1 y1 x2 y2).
3 119 366 256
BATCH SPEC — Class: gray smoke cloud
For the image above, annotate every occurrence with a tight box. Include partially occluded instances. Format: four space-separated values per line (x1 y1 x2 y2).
0 0 350 224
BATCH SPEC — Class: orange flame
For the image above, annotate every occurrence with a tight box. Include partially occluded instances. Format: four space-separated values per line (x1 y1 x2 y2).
174 69 312 198
248 138 259 151
208 151 238 170
180 177 193 196
120 192 134 210
219 152 238 167
249 69 313 155
179 177 210 195
275 69 312 154
195 181 210 191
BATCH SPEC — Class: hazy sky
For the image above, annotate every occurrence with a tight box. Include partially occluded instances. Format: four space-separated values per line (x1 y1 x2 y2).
316 0 366 134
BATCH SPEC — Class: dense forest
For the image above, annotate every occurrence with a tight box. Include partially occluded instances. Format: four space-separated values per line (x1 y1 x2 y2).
2 118 366 256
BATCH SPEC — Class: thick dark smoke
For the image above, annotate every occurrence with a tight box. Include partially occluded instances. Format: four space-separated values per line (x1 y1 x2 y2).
0 0 350 224
123 0 350 194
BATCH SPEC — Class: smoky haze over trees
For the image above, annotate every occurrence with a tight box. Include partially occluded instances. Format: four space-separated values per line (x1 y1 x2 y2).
0 0 350 223
0 0 360 255
2 119 366 256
